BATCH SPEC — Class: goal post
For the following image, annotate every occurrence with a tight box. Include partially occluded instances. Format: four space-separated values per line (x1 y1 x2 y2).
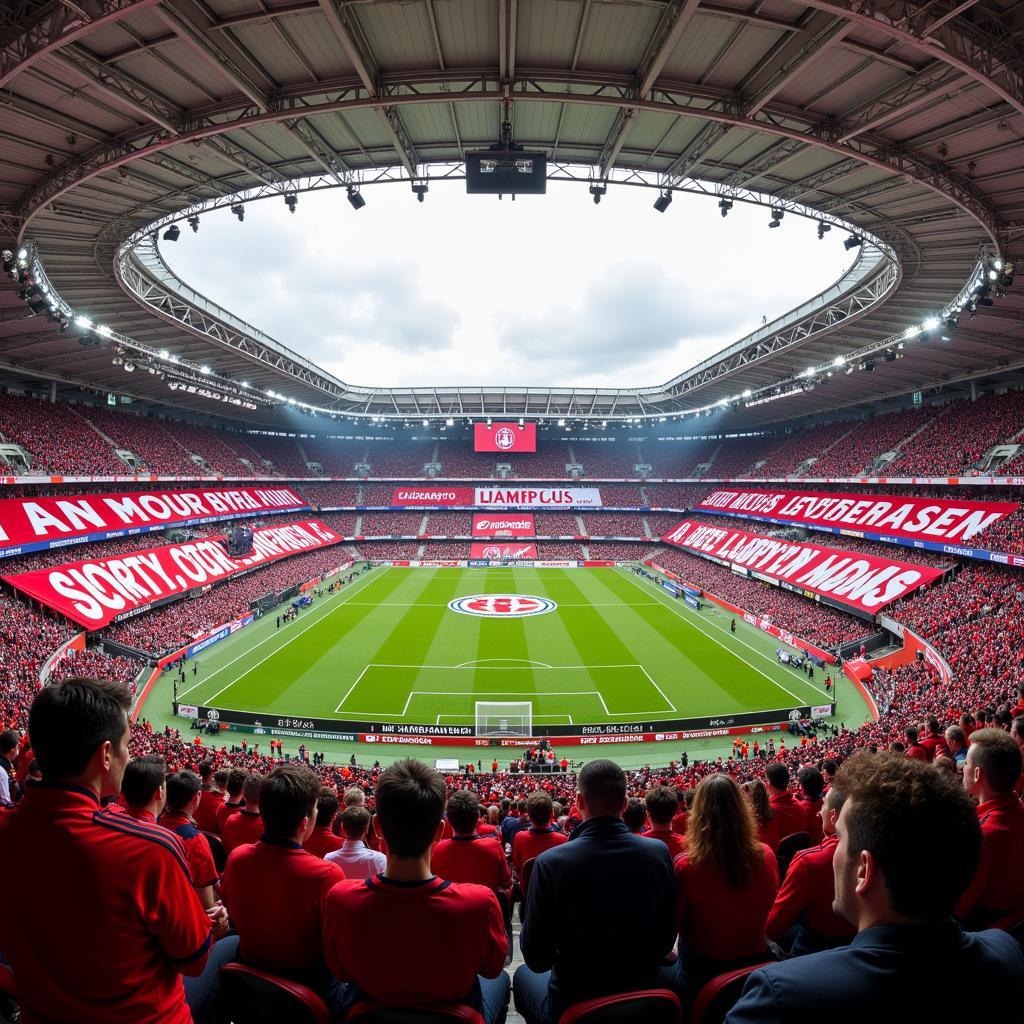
475 701 534 737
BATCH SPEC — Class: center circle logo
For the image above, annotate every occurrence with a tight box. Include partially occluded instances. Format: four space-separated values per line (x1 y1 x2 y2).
448 594 557 618
494 427 517 450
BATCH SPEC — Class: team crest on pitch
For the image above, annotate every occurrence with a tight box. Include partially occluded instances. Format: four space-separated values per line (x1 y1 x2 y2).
448 594 556 618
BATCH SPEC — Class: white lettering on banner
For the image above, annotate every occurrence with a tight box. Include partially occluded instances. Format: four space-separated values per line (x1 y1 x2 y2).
474 488 602 507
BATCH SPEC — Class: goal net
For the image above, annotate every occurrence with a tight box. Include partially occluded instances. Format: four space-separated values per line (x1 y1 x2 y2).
475 701 533 737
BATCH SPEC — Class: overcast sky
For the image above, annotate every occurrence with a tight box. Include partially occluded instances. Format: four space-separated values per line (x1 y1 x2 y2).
164 180 853 389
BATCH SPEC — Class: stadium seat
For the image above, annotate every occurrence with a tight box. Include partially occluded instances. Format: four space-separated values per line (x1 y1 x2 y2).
775 831 813 878
347 999 485 1023
219 962 332 1024
689 964 774 1024
202 830 227 873
557 988 681 1024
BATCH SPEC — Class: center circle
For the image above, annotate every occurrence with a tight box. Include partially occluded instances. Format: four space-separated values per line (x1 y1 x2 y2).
448 594 557 618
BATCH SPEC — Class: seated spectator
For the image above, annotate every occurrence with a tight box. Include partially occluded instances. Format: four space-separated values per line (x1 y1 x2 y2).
221 763 346 1009
645 786 687 859
667 774 779 1001
767 784 856 954
765 763 807 845
955 728 1024 927
216 768 247 832
945 725 968 766
501 799 530 848
323 759 510 1024
222 774 264 853
511 790 567 875
745 780 778 850
919 717 950 761
0 678 232 1024
325 805 387 880
797 767 825 843
904 726 930 762
304 787 343 859
514 760 675 1024
121 754 168 824
0 728 21 806
161 771 220 910
193 762 226 834
724 753 1024 1022
671 789 690 835
622 796 649 833
431 790 512 894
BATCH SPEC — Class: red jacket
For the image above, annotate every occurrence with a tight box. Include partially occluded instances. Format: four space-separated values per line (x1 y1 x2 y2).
431 834 512 892
769 791 808 846
512 827 567 874
956 794 1024 926
646 825 686 861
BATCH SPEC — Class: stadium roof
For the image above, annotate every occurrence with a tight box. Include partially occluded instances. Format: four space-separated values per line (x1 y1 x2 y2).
0 0 1022 429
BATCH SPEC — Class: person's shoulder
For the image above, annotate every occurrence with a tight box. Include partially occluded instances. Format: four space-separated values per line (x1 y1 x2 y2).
965 927 1024 976
325 876 370 908
93 807 190 872
625 828 674 864
443 879 501 908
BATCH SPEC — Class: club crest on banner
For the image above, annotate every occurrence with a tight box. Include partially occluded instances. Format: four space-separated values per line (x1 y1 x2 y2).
448 594 557 618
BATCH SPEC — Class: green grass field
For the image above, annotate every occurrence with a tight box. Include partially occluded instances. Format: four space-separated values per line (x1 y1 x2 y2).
173 566 839 731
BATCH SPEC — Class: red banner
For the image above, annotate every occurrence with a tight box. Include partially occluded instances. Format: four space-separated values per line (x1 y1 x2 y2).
474 422 537 453
697 488 1017 544
0 486 309 558
660 519 945 613
2 519 341 629
470 542 539 559
391 487 474 507
472 513 535 537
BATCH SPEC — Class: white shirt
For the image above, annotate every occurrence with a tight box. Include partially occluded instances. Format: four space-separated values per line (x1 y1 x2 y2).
0 764 11 806
326 839 387 880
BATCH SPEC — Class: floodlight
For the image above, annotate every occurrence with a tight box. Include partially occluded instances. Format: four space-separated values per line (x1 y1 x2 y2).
231 204 245 222
347 187 365 210
844 235 862 250
284 193 297 213
653 191 672 213
162 224 180 242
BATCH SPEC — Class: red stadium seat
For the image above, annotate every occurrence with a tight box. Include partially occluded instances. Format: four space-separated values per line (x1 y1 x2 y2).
689 964 774 1024
557 989 681 1024
774 831 812 878
347 999 485 1023
219 962 332 1024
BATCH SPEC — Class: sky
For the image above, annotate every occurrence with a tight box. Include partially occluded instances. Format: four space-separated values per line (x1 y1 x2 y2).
163 179 854 390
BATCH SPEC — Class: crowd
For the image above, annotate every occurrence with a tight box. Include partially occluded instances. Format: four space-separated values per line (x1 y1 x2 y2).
506 444 573 478
299 482 363 507
580 512 648 536
586 543 657 560
571 443 640 477
355 541 422 559
810 407 933 477
422 512 474 534
359 511 425 535
364 439 436 477
530 512 581 535
754 421 857 478
595 484 649 504
75 405 210 476
437 449 503 477
700 436 782 479
301 439 367 476
641 439 719 477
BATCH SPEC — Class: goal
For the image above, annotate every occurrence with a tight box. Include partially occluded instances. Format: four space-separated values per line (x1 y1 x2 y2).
475 701 534 737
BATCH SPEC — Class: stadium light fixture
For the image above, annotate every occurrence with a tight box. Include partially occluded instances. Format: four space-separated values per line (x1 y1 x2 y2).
162 224 180 242
589 182 607 204
284 193 298 213
74 315 92 329
188 215 199 233
412 182 428 203
817 221 831 240
922 316 941 332
844 234 862 251
422 419 429 427
832 356 845 367
231 204 245 222
653 190 672 213
557 418 565 426
347 186 365 210
718 198 732 217
445 417 454 426
200 365 211 374
768 208 783 228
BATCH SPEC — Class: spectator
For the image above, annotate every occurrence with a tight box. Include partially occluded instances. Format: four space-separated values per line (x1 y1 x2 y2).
0 728 21 806
323 760 510 1023
724 753 1024 1022
304 787 344 859
161 771 220 910
194 762 226 834
667 774 779 1001
121 754 168 823
222 774 264 853
221 763 347 1011
645 785 687 859
797 767 825 843
514 760 676 1024
326 805 387 880
765 764 807 845
216 767 247 831
622 796 649 833
767 784 856 954
955 728 1024 927
432 790 512 894
744 780 778 850
511 790 567 876
0 678 232 1024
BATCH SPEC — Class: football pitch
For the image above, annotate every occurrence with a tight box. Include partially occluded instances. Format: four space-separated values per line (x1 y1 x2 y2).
173 566 838 729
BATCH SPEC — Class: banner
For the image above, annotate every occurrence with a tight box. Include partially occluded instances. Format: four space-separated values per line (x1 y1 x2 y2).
697 488 1018 545
472 513 535 537
391 487 602 508
470 542 539 559
391 486 475 506
3 519 341 629
660 519 945 613
0 486 309 559
474 422 537 453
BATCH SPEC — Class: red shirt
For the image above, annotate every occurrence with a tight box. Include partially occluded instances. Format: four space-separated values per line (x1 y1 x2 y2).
956 794 1024 924
768 791 808 846
0 783 211 1024
324 875 506 1004
431 834 512 891
646 825 687 861
304 826 344 859
799 797 824 844
222 837 345 973
512 826 567 874
675 843 779 961
216 798 244 833
766 834 855 941
906 742 931 762
919 734 950 761
671 810 688 836
222 808 264 854
754 816 779 852
160 809 219 889
194 789 224 835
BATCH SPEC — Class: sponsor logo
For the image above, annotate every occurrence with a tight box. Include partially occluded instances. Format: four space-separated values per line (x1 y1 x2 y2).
206 709 220 721
480 544 534 559
788 709 802 722
475 518 533 531
177 705 198 719
494 427 517 450
811 704 832 718
448 594 557 618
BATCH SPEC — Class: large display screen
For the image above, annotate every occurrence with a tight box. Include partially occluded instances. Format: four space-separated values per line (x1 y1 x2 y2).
473 422 537 453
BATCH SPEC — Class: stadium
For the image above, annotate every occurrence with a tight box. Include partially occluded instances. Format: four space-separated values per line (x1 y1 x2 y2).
1 0 1023 1021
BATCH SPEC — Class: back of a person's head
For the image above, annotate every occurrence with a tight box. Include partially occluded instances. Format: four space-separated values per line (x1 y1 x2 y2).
0 729 19 756
798 766 824 800
822 758 838 777
226 768 248 797
198 760 214 782
765 763 789 791
315 787 340 827
260 763 320 841
644 786 678 826
165 770 202 813
121 755 166 809
926 716 940 734
622 797 647 831
834 752 981 921
375 759 445 858
28 678 131 782
446 789 481 834
967 728 1023 795
578 759 626 817
242 774 264 805
905 726 919 743
688 774 763 887
946 725 966 746
341 804 371 841
500 798 511 815
343 785 365 807
526 789 553 827
214 768 229 789
743 779 773 821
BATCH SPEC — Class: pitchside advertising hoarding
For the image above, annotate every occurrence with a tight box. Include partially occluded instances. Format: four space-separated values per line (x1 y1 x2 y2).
2 519 341 629
392 486 602 508
473 422 537 453
661 519 945 613
468 542 539 559
471 513 536 537
0 486 309 559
